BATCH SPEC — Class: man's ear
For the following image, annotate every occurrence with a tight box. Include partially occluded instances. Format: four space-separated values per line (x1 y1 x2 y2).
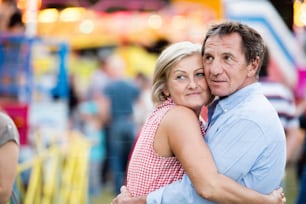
247 57 259 77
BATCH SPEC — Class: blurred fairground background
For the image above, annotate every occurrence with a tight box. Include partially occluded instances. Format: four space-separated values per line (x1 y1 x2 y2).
1 0 306 203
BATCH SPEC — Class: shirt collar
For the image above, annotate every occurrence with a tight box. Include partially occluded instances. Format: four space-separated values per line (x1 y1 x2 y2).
215 82 261 112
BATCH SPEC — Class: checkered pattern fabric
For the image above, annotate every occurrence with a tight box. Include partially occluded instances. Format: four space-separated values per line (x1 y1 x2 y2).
126 99 183 196
127 99 205 196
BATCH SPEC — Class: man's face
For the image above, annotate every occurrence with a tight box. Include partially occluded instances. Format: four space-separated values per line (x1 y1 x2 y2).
202 33 258 97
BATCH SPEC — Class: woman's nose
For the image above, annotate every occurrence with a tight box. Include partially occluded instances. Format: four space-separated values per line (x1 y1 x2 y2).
188 78 197 89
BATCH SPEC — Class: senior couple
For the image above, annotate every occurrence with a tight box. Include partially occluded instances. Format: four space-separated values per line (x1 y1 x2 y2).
112 21 287 204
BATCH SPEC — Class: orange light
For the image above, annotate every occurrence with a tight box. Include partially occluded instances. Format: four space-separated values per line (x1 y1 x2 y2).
17 0 42 11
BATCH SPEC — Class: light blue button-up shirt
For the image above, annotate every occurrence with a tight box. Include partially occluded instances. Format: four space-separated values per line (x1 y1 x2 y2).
147 83 286 204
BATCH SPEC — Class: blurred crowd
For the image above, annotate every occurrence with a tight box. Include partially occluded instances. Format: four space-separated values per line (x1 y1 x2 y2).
259 46 306 203
0 0 24 34
67 43 158 202
1 0 306 203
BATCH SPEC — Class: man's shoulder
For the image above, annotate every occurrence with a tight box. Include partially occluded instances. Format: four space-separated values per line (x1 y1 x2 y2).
231 94 283 132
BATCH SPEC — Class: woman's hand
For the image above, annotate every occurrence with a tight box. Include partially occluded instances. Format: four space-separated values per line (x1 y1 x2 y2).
111 186 146 204
268 187 286 204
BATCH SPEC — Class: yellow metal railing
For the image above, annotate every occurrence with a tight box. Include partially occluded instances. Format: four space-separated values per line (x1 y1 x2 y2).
11 131 91 204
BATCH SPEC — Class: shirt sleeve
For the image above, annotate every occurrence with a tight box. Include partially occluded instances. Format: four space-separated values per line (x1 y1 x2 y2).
147 174 212 204
0 112 19 146
147 119 285 203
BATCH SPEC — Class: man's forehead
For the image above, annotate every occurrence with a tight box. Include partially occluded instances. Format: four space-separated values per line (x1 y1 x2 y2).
204 35 242 53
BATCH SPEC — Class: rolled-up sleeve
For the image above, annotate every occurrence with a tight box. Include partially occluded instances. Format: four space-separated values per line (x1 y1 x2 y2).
147 174 213 204
147 119 285 203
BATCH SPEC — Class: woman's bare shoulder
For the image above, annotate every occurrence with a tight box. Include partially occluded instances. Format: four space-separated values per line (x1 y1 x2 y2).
161 105 199 132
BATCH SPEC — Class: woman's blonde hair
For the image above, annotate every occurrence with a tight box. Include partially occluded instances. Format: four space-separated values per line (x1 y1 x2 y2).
151 41 202 105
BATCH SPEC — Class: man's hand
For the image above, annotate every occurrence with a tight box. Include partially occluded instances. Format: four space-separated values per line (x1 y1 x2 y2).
111 186 146 204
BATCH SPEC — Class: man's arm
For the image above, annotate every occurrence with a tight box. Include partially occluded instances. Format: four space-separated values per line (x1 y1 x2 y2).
112 108 285 204
111 179 285 204
161 108 284 203
117 108 284 204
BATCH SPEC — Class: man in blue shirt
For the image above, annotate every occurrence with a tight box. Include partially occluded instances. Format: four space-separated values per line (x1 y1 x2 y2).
112 21 286 204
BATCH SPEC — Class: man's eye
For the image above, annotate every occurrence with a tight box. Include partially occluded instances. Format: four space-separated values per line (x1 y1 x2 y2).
203 55 213 63
224 55 233 61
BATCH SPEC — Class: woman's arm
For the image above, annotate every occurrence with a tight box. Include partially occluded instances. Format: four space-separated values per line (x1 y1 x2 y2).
0 141 19 204
164 106 282 204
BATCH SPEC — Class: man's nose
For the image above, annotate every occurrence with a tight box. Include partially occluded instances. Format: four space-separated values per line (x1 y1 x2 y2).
210 60 223 75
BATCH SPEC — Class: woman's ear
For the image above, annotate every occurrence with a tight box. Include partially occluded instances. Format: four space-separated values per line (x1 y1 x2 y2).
163 88 170 97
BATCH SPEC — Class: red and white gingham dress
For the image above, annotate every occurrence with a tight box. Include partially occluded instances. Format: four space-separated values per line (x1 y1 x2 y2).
127 99 205 196
126 99 183 196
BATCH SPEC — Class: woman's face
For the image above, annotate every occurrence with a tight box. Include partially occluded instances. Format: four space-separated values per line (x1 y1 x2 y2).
165 53 212 113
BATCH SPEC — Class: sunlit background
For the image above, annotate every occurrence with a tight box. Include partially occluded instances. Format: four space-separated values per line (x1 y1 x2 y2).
1 0 306 203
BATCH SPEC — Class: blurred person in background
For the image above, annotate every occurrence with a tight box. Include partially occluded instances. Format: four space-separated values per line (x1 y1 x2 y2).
6 7 24 34
86 52 112 100
133 72 153 132
85 50 113 187
77 92 110 203
295 99 306 204
0 0 24 34
67 73 80 128
103 53 141 194
259 46 300 163
0 110 19 204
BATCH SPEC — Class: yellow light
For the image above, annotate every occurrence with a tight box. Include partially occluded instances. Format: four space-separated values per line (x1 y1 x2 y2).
60 7 85 22
172 15 187 30
38 8 59 23
147 14 163 29
79 19 95 34
293 0 306 27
